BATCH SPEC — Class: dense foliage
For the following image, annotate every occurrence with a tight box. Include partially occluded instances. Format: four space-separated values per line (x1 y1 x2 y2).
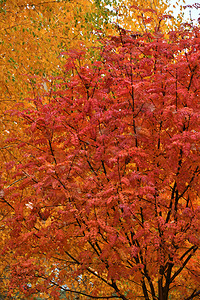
2 14 200 300
1 1 200 300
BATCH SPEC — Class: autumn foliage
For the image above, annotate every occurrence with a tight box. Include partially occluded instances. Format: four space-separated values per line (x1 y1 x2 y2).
1 4 200 300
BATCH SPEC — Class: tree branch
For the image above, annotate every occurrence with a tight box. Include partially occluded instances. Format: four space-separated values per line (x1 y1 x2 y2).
170 246 198 283
37 275 120 299
184 290 200 300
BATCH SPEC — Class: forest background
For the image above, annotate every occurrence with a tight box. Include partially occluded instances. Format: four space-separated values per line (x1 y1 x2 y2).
0 0 200 299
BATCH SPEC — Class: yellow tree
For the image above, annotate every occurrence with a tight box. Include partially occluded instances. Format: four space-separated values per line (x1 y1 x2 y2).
113 0 185 34
0 0 117 201
0 1 115 298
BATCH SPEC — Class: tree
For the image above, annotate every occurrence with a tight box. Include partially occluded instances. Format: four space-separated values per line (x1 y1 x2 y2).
2 7 200 300
0 0 115 152
0 0 177 112
0 1 175 298
0 1 116 296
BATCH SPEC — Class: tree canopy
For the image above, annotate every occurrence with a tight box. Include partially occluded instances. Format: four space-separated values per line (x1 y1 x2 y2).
1 1 200 300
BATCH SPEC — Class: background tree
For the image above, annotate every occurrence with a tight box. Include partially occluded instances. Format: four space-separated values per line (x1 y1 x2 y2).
0 0 114 143
2 9 200 299
0 1 117 296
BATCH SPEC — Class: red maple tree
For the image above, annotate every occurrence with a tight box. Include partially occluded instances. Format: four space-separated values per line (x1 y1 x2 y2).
2 20 200 300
